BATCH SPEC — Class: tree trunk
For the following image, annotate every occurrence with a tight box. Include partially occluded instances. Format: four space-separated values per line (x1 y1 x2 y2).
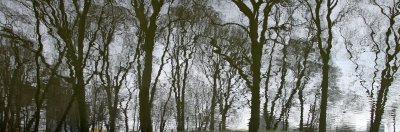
139 46 154 132
319 57 329 132
369 11 398 132
249 43 262 132
298 84 305 131
220 113 227 130
138 20 159 132
76 70 89 132
160 86 172 132
109 90 120 132
370 74 392 132
218 68 235 130
227 1 276 131
76 1 92 131
209 63 219 131
263 43 275 130
291 46 310 131
317 0 335 131
135 1 164 131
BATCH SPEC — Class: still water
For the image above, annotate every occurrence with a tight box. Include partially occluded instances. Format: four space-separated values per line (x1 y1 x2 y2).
232 99 400 132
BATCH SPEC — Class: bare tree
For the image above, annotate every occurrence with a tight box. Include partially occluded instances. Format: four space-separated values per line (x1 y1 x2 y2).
130 0 165 131
26 1 100 131
364 1 400 131
302 0 338 131
209 0 282 131
218 67 240 130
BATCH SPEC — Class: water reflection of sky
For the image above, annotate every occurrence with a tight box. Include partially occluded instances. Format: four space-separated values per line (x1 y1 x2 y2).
212 1 400 131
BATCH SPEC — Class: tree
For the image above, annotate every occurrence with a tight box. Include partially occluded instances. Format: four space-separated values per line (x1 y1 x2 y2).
168 22 195 131
27 1 99 131
0 34 36 131
199 45 223 131
0 2 70 130
130 0 165 131
91 3 133 131
364 1 400 131
208 0 281 130
218 67 240 130
3 0 399 131
302 0 338 131
289 39 313 131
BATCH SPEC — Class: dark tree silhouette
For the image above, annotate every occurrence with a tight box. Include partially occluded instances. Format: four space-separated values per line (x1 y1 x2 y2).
130 0 165 132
